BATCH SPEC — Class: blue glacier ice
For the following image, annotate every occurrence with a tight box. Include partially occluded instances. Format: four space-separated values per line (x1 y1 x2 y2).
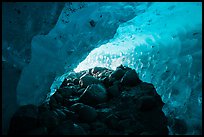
73 2 202 135
5 2 201 135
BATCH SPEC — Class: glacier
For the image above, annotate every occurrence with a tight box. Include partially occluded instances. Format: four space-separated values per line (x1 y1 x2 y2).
74 2 202 135
2 2 202 135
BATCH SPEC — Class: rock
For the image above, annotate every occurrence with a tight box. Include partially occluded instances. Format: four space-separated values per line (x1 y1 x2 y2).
140 131 154 135
53 92 63 104
97 70 108 78
90 121 108 134
67 83 75 86
90 121 107 130
79 84 108 106
24 127 48 135
72 88 85 96
62 98 79 108
137 82 164 108
120 70 141 86
137 82 156 96
89 20 96 27
8 65 169 135
118 119 131 130
38 102 50 113
137 96 156 111
101 77 113 88
51 121 86 135
77 123 91 133
38 110 60 132
60 78 72 88
79 74 101 88
73 78 79 85
8 105 39 135
109 68 125 80
62 108 77 121
91 67 107 75
78 105 97 123
54 109 67 121
58 86 77 98
70 103 97 123
49 95 59 109
107 83 121 98
105 114 119 129
96 108 112 122
117 64 125 70
60 78 69 88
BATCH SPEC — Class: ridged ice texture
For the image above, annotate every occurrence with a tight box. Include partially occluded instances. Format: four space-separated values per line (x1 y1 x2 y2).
17 2 145 105
74 2 202 135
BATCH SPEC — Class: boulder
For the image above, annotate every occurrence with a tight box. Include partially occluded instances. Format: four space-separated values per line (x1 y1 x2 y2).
91 67 107 75
54 109 67 121
70 103 97 123
137 96 156 111
60 78 72 88
62 98 79 108
73 78 79 85
72 88 85 96
109 68 125 80
101 77 113 88
49 95 59 109
107 83 121 98
24 127 48 135
51 121 86 135
77 123 91 132
38 110 60 132
120 70 141 86
58 86 77 98
79 74 101 88
62 108 78 121
90 121 108 134
79 84 108 106
8 105 39 135
53 92 63 104
105 114 119 129
96 108 112 122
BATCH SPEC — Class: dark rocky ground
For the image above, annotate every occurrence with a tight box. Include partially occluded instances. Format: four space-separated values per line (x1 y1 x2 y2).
8 65 169 135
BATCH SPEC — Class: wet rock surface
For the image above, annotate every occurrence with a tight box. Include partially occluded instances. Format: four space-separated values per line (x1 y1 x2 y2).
8 65 168 135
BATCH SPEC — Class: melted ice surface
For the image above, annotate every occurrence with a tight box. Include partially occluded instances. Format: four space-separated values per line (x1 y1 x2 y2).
74 2 202 135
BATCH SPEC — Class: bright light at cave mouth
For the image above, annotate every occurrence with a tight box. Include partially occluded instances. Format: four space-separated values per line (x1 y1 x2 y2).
74 34 153 73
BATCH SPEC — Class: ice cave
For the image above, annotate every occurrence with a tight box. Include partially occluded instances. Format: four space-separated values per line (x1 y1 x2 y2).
2 2 202 135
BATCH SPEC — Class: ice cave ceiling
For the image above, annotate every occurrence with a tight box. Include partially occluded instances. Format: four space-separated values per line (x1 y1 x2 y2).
2 2 202 135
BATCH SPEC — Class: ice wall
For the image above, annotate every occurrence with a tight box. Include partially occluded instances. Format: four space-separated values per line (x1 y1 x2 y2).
74 2 202 135
2 2 65 134
2 2 65 68
17 2 147 105
14 2 202 135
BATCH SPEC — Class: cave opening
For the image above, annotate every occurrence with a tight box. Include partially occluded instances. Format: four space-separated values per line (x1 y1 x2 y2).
2 2 202 135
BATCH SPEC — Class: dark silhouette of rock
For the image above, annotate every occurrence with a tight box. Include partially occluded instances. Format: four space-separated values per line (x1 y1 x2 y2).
138 96 157 111
107 83 121 98
51 121 86 135
73 78 79 85
109 68 125 80
38 110 60 132
24 127 48 135
120 69 142 86
8 104 38 135
70 103 97 123
8 65 168 135
79 74 101 88
79 84 108 106
58 86 77 98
